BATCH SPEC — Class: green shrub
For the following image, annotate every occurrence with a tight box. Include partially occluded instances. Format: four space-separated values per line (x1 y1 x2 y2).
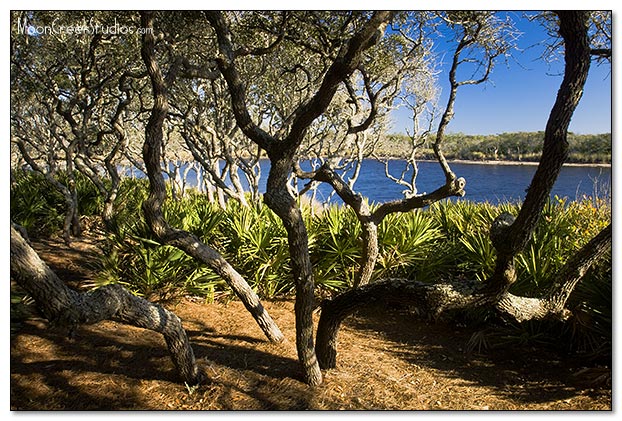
107 177 150 235
376 210 443 281
426 200 520 282
10 170 66 237
511 196 610 296
11 169 106 236
310 205 362 290
96 226 224 303
220 202 293 297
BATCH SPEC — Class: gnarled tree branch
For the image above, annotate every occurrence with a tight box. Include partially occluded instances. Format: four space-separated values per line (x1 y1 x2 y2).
490 11 592 289
10 224 205 385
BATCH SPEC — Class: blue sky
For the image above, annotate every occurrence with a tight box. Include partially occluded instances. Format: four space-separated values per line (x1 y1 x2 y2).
390 11 612 136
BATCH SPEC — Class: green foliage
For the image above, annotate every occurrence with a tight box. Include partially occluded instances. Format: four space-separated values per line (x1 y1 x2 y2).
11 169 106 237
10 170 65 237
427 200 519 282
96 225 224 303
310 206 362 289
95 192 226 303
511 196 611 296
107 178 150 234
162 190 226 244
220 202 293 297
376 210 443 281
98 191 294 300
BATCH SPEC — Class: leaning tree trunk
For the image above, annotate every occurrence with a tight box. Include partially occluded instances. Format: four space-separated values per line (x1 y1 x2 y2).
10 224 204 385
140 12 283 343
488 10 592 292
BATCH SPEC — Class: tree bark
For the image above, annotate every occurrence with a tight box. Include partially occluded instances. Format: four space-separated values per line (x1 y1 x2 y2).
74 155 121 231
493 221 611 322
259 11 392 381
264 156 323 386
10 224 205 385
489 11 592 290
139 11 284 343
356 219 379 288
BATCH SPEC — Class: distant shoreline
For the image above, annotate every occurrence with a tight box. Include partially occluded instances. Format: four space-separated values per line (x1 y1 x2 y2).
448 159 610 168
382 158 611 168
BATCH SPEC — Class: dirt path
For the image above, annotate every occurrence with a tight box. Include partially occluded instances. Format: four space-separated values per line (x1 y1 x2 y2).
10 237 611 410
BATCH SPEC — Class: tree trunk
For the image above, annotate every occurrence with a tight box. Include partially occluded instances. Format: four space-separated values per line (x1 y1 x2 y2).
75 155 121 231
264 157 323 386
64 145 82 240
167 232 286 342
139 12 283 343
227 161 250 207
205 10 395 385
354 219 378 288
102 197 117 230
493 223 612 322
61 187 80 244
10 224 204 385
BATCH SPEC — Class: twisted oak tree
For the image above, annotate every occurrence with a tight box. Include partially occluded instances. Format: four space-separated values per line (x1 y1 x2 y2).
10 12 145 239
205 10 393 386
138 12 284 344
295 12 516 288
315 11 612 369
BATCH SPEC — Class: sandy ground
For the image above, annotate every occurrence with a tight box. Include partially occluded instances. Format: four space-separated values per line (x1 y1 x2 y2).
9 237 612 411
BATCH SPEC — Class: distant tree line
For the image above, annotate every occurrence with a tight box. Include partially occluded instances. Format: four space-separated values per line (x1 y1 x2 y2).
382 131 611 163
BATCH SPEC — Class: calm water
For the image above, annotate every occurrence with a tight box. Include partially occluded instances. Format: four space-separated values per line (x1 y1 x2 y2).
155 159 611 205
344 160 611 204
